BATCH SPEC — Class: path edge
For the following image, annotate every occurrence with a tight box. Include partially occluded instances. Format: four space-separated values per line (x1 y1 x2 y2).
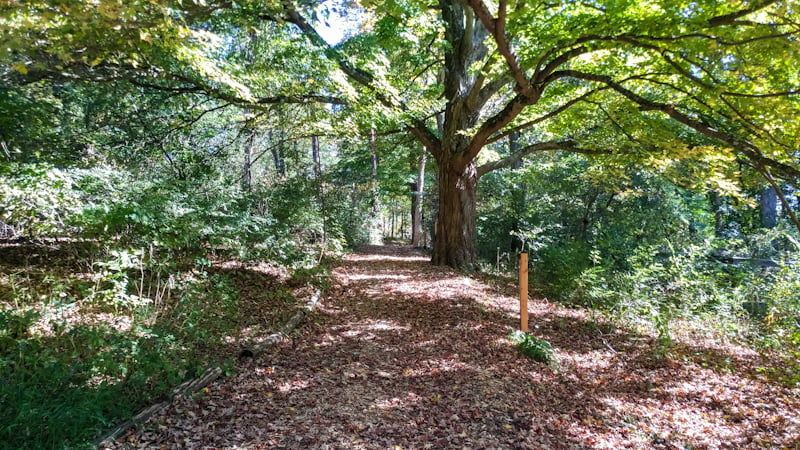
95 288 322 448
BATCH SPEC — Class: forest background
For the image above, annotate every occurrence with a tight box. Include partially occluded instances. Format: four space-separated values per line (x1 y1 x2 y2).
0 0 799 447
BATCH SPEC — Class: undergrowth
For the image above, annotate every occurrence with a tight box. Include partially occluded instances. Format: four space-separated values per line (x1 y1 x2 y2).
0 162 348 448
530 233 800 386
0 250 239 448
0 241 331 449
509 330 556 365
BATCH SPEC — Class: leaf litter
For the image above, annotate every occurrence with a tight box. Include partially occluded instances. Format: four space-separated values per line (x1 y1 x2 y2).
108 244 800 449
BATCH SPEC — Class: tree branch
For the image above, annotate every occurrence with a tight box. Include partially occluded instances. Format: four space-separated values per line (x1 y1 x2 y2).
752 159 800 234
281 5 399 109
548 69 800 182
462 93 533 166
409 123 442 160
485 87 607 145
477 139 611 177
464 0 533 97
707 0 780 27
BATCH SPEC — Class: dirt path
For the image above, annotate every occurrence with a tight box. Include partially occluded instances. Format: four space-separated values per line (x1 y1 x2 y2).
115 245 799 449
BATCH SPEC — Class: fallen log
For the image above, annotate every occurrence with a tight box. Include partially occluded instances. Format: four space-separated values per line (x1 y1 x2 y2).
96 366 222 447
239 288 321 358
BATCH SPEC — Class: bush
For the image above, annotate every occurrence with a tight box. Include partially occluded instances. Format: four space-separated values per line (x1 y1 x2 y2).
0 163 85 238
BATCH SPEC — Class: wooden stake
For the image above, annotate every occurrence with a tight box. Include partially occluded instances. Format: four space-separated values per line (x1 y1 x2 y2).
519 252 528 332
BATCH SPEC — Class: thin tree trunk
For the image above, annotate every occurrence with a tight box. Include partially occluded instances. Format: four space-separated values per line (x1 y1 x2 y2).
422 207 428 248
710 191 724 237
311 135 328 243
579 191 600 241
312 135 321 178
391 203 396 239
411 149 427 247
400 207 406 239
757 166 800 234
241 32 257 192
241 127 255 191
271 130 286 179
760 185 778 229
367 129 383 245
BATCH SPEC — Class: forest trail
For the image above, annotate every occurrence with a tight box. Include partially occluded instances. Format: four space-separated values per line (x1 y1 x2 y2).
116 245 799 449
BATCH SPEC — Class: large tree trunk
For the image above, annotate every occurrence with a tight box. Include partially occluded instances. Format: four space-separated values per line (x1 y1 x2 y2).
427 0 490 269
432 157 478 270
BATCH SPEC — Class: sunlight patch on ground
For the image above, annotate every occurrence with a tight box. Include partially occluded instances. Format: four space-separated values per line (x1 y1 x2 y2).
380 276 507 305
418 358 471 373
347 254 429 263
276 377 311 393
254 366 276 376
371 392 423 411
564 350 618 370
213 260 290 279
672 318 760 357
32 304 134 335
347 274 411 281
598 395 746 447
595 369 800 448
334 319 411 339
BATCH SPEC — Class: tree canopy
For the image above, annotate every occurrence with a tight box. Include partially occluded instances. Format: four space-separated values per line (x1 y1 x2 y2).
2 0 800 267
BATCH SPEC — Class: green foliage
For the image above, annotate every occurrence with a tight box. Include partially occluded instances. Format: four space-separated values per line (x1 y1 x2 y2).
0 154 340 447
324 184 373 247
0 163 85 238
479 152 800 382
0 159 332 265
291 264 332 291
509 330 555 364
0 251 245 448
91 179 265 257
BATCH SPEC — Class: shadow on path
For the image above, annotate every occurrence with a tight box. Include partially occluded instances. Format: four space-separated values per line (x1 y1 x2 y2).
122 244 800 449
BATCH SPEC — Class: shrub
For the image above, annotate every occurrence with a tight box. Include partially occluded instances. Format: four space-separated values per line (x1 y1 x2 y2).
0 163 85 238
509 330 555 364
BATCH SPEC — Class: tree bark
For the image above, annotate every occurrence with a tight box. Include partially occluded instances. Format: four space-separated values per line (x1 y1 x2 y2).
411 149 427 247
311 135 321 178
270 130 286 179
311 135 328 243
367 129 383 244
760 185 778 229
241 32 257 192
710 191 725 237
241 127 255 191
432 157 478 270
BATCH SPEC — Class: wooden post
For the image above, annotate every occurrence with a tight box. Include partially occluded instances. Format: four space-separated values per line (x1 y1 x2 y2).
519 253 528 332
